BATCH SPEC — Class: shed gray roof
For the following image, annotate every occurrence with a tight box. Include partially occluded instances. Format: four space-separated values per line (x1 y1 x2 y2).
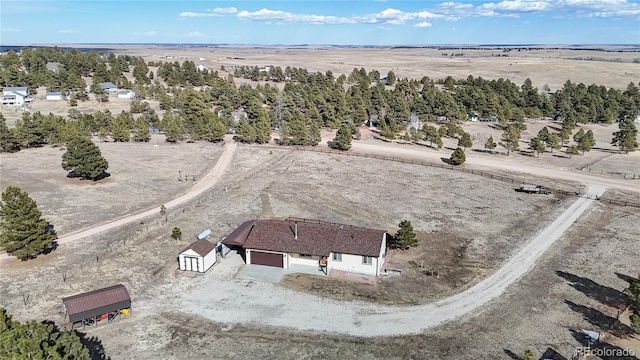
2 87 28 92
99 82 117 89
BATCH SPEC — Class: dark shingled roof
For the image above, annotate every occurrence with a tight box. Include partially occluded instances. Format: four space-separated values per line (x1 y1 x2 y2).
240 219 385 257
62 284 131 323
221 220 256 247
180 238 216 257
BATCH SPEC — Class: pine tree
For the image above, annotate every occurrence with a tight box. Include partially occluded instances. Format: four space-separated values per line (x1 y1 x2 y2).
392 220 418 249
160 111 184 143
253 108 272 144
0 187 56 260
0 308 91 359
458 131 473 149
484 135 497 153
111 115 130 142
573 128 586 144
450 147 466 165
236 117 257 143
566 146 579 158
499 124 520 155
422 125 443 149
332 124 352 150
529 136 546 157
545 133 561 153
0 114 21 152
131 118 150 142
280 110 309 145
62 137 109 180
611 118 638 153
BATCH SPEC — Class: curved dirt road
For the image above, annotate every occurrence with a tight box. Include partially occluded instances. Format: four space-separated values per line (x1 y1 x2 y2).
0 139 237 261
182 185 605 336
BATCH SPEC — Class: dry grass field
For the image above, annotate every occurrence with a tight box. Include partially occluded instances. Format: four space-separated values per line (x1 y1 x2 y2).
1 146 637 359
110 46 640 91
0 135 223 234
1 46 639 359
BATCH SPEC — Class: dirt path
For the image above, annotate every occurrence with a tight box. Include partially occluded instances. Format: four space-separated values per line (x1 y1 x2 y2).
0 138 238 261
179 185 605 336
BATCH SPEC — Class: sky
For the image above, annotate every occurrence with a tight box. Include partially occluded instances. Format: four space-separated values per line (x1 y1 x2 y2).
1 0 639 45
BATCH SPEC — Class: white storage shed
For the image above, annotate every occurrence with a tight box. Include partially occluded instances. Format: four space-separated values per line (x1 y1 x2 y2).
178 238 217 273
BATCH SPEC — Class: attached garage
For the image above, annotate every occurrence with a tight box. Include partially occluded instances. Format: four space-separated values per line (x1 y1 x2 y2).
249 250 284 268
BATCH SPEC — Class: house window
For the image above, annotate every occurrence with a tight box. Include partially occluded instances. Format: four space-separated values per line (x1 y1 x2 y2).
362 256 373 265
299 254 312 259
332 253 342 262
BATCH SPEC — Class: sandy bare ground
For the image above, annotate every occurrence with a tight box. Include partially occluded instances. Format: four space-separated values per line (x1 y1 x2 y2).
0 137 237 261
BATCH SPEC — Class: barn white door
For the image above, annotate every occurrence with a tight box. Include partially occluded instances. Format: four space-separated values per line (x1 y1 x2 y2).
191 257 199 272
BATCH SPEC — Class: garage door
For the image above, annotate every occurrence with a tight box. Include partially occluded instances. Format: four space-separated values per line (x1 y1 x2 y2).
251 251 283 267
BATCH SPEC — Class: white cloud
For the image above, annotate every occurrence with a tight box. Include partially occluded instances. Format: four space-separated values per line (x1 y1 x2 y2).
237 8 357 24
361 8 443 24
58 29 78 33
1 27 19 32
414 21 433 27
209 7 237 14
184 31 206 37
439 0 640 18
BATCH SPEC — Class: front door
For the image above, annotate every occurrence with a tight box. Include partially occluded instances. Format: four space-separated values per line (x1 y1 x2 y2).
190 257 199 272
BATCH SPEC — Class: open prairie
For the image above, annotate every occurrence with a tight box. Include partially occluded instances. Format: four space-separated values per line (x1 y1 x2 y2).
1 45 640 360
103 45 640 91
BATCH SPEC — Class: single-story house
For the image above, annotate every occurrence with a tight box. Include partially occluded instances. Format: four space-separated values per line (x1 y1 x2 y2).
46 92 63 100
101 82 118 94
117 90 135 99
197 64 209 72
62 284 131 329
223 218 388 276
1 87 31 106
469 113 478 122
178 238 217 273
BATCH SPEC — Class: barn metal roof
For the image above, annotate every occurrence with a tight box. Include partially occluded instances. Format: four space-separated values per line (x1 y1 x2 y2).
62 284 130 317
221 220 256 247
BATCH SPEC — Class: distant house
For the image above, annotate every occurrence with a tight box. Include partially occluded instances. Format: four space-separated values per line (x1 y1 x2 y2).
469 113 478 122
1 87 31 106
436 116 449 123
178 238 217 273
197 64 209 72
230 111 248 124
117 90 135 99
367 115 381 127
46 62 61 72
46 92 63 100
223 218 388 276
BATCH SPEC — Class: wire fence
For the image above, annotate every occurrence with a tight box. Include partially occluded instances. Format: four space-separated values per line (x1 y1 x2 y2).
264 144 640 208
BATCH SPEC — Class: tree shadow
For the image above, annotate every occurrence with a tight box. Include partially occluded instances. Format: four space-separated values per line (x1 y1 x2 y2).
77 332 111 360
66 171 111 181
616 272 637 285
440 157 455 165
569 329 639 360
502 348 522 360
539 347 568 360
564 300 635 338
556 271 627 310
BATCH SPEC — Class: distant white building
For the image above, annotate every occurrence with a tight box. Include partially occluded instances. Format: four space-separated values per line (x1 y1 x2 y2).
117 90 135 99
197 64 209 72
1 87 31 106
46 92 64 101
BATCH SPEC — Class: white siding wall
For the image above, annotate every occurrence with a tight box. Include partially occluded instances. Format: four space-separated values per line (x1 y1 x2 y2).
377 233 387 276
328 253 377 276
202 251 217 272
288 255 318 267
